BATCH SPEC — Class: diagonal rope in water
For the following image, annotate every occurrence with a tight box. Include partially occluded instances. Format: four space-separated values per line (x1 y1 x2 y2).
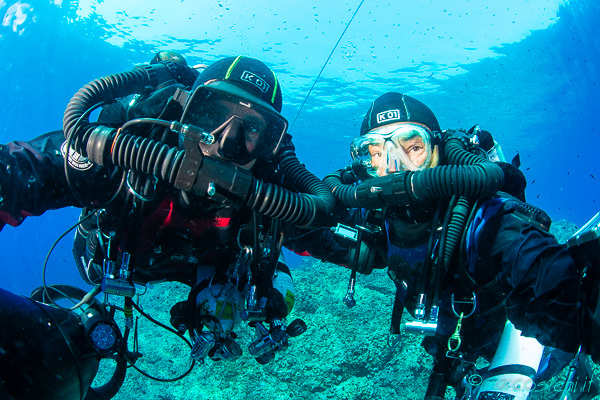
290 0 366 130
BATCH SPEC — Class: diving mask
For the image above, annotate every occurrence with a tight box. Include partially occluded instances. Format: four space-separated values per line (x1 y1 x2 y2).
180 83 288 163
351 122 436 177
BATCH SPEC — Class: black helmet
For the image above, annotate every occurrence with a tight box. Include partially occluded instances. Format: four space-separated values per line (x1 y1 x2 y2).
150 50 188 66
360 92 441 135
192 56 282 113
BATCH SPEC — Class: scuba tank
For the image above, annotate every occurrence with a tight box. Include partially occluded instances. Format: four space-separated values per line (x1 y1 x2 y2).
469 321 544 400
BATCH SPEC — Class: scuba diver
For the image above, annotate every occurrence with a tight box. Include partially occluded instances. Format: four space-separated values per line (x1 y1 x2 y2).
0 53 335 400
285 92 600 399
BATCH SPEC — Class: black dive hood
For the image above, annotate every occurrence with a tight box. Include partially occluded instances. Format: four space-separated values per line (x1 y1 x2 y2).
325 133 505 209
62 63 334 227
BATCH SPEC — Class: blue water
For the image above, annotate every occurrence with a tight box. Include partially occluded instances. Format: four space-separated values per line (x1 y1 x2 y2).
0 0 598 298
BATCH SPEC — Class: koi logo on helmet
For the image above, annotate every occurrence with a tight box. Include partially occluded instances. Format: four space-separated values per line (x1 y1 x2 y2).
376 109 401 124
240 70 270 93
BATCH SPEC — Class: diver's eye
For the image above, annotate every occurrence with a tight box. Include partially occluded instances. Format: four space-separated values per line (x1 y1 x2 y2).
242 114 266 135
407 145 425 154
244 123 260 134
368 144 383 158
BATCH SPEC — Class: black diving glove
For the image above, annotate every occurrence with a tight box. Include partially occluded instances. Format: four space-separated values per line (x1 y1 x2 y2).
265 287 289 321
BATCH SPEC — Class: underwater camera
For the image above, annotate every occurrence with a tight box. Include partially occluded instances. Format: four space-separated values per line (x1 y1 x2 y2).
0 285 125 400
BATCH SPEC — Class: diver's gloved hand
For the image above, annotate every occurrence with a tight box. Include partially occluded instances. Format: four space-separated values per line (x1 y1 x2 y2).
171 63 200 87
146 62 199 88
265 287 289 321
126 83 187 120
443 128 478 149
324 167 358 186
274 133 296 157
495 161 527 202
169 300 195 335
134 62 199 91
148 49 200 87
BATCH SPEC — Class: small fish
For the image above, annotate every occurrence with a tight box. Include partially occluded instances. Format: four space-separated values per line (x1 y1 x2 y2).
591 174 596 180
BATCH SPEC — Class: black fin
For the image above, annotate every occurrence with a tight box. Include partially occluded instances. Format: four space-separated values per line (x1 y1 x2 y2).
511 153 521 168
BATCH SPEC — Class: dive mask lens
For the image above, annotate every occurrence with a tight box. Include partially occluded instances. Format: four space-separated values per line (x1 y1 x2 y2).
350 123 434 176
350 136 383 177
180 85 288 160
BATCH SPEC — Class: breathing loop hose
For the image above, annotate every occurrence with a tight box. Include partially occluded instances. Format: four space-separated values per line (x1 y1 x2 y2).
108 139 333 227
109 133 186 184
97 132 333 227
63 63 198 158
325 137 505 209
444 137 486 166
442 196 471 270
244 150 335 227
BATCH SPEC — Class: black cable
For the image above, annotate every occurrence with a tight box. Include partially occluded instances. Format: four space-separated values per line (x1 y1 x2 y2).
431 195 459 305
41 209 97 309
134 316 140 354
120 118 173 131
125 300 196 382
285 226 331 241
419 199 444 296
290 0 366 129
